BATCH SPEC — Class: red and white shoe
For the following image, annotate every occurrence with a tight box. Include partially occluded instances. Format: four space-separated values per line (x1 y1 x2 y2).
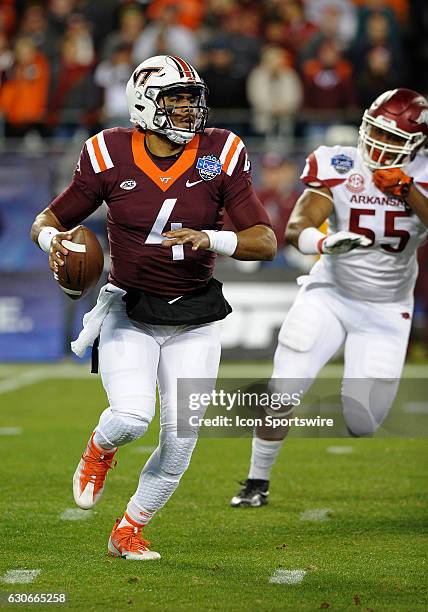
73 432 117 509
108 518 161 560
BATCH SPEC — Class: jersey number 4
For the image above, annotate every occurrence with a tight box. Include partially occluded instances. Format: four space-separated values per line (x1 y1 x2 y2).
349 209 411 253
145 198 184 260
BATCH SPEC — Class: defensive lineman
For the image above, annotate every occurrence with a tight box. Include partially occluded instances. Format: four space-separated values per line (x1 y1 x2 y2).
231 88 428 508
31 55 276 556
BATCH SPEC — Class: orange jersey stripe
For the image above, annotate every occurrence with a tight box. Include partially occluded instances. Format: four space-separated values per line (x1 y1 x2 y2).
223 135 241 173
91 135 107 172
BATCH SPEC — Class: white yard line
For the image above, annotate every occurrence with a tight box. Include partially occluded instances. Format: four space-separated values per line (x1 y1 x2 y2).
0 362 425 396
0 365 93 395
0 370 48 395
403 402 428 414
0 427 22 435
300 508 332 522
327 445 354 455
269 569 306 585
60 508 92 521
2 569 41 584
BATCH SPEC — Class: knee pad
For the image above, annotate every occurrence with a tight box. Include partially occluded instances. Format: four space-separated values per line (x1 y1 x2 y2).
342 378 398 436
266 378 308 417
96 411 150 448
278 301 325 353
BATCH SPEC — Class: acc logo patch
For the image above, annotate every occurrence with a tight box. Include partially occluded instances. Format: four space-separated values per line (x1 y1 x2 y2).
346 173 365 193
196 155 223 181
120 179 137 190
331 154 353 174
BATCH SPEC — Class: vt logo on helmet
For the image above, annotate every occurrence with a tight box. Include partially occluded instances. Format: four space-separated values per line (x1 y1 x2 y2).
126 55 209 145
358 88 428 170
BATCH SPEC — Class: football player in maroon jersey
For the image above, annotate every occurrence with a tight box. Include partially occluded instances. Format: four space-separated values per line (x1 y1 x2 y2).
31 55 276 559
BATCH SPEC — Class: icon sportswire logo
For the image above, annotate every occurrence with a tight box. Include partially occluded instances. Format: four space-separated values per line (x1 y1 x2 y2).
120 180 137 190
186 179 203 188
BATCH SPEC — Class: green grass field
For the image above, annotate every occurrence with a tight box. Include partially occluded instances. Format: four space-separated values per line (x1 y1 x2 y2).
0 363 427 611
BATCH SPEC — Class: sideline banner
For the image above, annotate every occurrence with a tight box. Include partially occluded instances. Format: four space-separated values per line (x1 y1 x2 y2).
0 273 65 361
0 157 52 272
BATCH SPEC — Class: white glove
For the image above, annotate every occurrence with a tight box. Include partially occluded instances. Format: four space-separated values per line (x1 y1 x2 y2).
321 231 372 254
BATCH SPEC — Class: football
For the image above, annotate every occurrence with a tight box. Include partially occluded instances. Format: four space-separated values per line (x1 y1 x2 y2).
55 225 104 300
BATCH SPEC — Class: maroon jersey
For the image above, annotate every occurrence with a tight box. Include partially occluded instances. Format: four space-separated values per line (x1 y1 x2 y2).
49 127 270 296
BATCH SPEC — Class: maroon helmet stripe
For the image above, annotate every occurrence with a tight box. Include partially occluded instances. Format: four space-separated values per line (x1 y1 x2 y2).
173 56 195 79
169 56 185 78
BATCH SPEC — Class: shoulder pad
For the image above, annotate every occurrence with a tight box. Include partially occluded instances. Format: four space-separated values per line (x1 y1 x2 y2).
301 145 357 187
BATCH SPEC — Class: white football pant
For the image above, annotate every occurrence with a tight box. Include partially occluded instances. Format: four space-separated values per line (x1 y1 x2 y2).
271 282 412 436
94 301 221 520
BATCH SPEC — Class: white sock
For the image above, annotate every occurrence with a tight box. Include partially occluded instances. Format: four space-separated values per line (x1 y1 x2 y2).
248 437 284 480
118 515 136 529
122 500 155 527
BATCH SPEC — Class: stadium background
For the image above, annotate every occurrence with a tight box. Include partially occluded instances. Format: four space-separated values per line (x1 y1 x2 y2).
0 0 427 362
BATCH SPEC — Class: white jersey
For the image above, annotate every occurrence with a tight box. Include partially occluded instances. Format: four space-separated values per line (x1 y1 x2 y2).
301 145 428 303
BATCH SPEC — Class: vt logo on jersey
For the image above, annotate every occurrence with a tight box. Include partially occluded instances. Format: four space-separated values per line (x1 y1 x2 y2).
331 154 353 174
196 155 223 181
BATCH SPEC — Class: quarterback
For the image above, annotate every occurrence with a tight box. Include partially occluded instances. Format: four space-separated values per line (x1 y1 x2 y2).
231 88 428 508
31 55 276 557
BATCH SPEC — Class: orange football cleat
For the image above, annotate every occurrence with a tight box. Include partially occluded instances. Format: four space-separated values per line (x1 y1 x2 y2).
73 432 117 509
108 518 161 560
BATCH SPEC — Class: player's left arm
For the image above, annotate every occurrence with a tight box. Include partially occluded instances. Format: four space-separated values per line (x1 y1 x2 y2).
373 167 428 227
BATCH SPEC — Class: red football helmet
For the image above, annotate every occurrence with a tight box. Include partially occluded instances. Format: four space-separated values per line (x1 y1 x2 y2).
358 88 428 170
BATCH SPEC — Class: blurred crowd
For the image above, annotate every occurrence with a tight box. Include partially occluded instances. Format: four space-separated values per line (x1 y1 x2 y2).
0 0 425 141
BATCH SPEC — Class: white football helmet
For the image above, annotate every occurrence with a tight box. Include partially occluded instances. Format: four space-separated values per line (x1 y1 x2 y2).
126 55 208 145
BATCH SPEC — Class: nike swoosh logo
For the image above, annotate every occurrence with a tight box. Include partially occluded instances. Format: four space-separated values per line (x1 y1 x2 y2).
186 179 203 188
168 296 183 304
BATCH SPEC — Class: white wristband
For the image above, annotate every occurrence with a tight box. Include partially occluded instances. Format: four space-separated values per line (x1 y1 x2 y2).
203 230 238 256
38 226 59 253
297 227 326 255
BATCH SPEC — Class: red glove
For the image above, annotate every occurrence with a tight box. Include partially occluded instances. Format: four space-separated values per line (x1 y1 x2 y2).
372 168 413 198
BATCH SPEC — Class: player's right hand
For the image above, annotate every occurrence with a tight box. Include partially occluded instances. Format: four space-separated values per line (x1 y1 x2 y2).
321 231 372 254
49 231 72 272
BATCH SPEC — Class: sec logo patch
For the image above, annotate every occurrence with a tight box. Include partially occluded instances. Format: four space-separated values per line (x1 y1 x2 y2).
346 173 365 193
